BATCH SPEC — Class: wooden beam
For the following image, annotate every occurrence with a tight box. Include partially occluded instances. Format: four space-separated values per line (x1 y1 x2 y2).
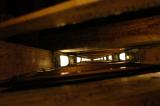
0 0 160 38
59 48 124 56
37 15 160 50
0 41 54 80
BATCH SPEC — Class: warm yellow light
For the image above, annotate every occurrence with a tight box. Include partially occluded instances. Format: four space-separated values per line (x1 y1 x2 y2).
77 57 81 63
120 66 127 69
126 55 130 60
82 58 91 62
60 55 69 67
108 55 112 61
119 52 126 61
94 58 101 61
60 72 70 75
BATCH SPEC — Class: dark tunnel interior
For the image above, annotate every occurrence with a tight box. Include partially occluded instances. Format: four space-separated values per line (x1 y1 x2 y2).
0 0 160 105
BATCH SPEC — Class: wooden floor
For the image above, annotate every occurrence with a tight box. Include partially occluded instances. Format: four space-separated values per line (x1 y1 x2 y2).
1 71 160 106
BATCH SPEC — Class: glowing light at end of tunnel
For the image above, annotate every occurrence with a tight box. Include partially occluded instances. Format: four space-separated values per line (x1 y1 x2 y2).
77 57 81 63
104 57 107 60
60 55 69 67
108 55 112 61
60 72 70 75
119 52 126 61
82 58 91 62
94 58 101 61
120 66 127 69
126 55 130 60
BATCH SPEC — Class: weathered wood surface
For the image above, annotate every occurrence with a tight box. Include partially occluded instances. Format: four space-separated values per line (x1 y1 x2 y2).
1 72 160 106
0 0 160 38
0 41 53 80
37 15 160 50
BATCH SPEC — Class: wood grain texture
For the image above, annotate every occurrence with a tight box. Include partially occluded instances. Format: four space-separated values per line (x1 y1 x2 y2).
36 15 160 50
0 41 54 80
0 0 160 38
1 72 160 106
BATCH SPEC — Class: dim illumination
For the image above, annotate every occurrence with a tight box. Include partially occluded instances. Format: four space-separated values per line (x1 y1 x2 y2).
126 55 130 60
77 57 81 63
60 55 69 67
94 58 101 61
60 72 70 75
108 55 112 61
120 66 127 69
119 52 126 61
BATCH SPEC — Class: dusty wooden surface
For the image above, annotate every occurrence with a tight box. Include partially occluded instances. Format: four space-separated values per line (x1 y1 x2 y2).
0 0 160 38
7 15 160 50
0 41 53 80
1 72 160 106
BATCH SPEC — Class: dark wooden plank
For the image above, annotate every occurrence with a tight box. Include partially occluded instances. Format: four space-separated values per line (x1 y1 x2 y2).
0 0 160 38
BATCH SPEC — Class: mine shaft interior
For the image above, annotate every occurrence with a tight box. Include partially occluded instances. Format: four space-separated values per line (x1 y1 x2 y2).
0 0 160 106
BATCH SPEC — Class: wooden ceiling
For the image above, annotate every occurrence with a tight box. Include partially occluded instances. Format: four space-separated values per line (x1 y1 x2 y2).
0 0 160 38
58 48 125 56
0 0 160 53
